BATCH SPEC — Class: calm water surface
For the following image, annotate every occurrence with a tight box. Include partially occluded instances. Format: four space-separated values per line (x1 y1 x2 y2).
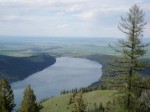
11 57 102 108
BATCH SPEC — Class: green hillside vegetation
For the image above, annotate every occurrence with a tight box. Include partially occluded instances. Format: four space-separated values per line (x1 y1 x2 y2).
87 54 150 77
40 90 115 112
87 54 150 89
0 54 56 83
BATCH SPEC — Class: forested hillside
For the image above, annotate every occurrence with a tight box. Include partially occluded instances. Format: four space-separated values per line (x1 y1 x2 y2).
87 54 150 88
0 54 56 83
87 54 150 76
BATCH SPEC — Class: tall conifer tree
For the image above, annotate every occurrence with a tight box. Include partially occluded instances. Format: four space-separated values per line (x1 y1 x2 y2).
72 91 87 112
109 4 149 112
20 85 39 112
0 79 15 112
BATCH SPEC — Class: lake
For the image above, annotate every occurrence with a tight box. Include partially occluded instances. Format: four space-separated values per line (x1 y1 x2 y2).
11 57 102 108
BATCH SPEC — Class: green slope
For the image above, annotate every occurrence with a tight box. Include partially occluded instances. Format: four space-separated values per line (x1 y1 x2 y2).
0 54 56 83
40 90 115 112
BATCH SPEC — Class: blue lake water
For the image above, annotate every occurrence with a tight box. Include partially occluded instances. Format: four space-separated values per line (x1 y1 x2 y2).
11 57 102 108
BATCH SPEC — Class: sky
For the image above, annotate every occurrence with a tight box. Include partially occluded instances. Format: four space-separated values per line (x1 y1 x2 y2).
0 0 150 38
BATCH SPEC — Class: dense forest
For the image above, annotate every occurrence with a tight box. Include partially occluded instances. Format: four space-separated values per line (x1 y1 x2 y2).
0 54 56 83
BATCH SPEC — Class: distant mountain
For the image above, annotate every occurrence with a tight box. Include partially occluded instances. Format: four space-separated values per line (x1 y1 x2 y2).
0 54 56 83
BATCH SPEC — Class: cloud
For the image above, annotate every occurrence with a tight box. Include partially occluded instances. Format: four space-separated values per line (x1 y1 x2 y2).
66 4 82 12
73 11 95 20
0 15 35 22
0 0 149 37
57 24 70 28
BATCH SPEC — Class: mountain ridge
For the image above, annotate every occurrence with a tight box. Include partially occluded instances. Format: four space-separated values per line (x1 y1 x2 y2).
0 54 56 83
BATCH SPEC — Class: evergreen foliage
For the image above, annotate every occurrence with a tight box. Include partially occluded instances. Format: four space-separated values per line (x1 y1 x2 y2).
88 103 105 112
108 4 150 112
72 91 87 112
0 79 15 112
61 87 98 95
20 85 41 112
0 54 56 83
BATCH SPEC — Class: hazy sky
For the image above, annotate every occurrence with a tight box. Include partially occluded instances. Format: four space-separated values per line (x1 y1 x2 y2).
0 0 150 38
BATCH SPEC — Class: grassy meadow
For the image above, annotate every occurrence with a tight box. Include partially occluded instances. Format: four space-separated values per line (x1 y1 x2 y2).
40 90 115 112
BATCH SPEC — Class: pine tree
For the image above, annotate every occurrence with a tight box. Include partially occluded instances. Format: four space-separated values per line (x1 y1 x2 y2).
89 103 105 112
0 79 15 112
109 4 149 112
20 85 40 112
72 91 87 112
